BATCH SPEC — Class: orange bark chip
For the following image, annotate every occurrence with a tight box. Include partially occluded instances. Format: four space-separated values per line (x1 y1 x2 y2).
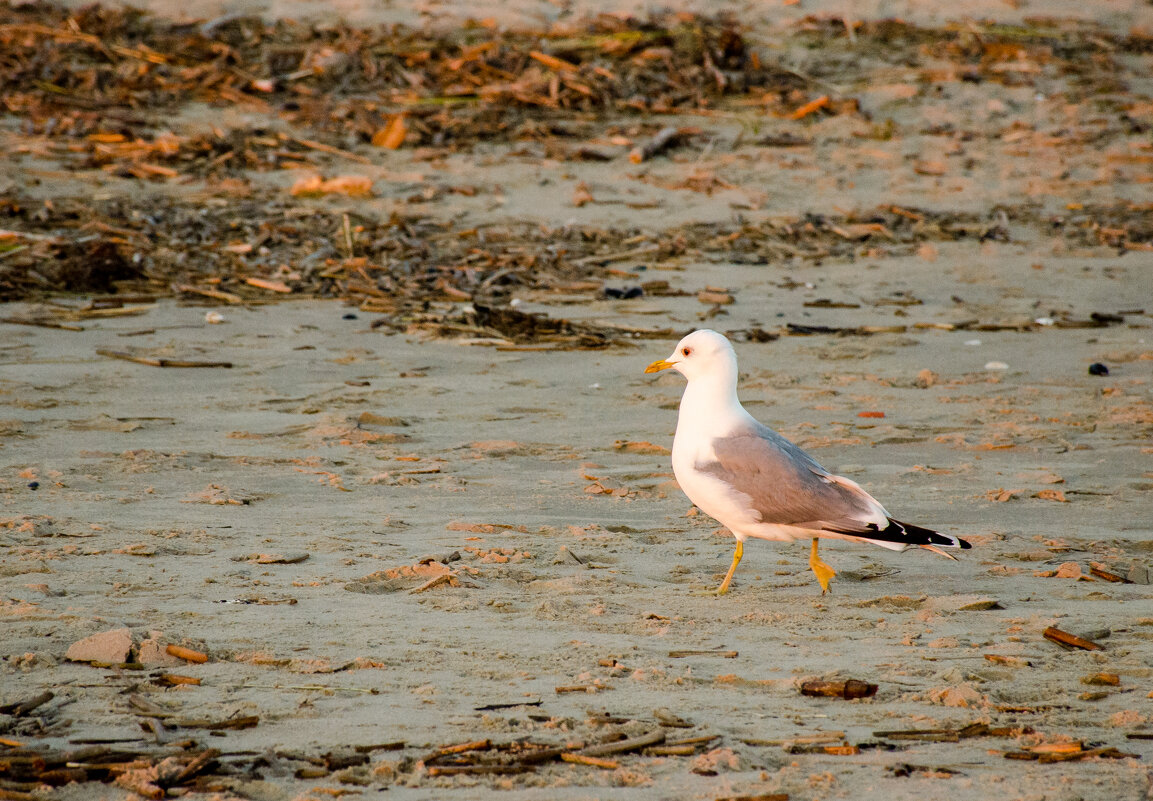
372 115 407 149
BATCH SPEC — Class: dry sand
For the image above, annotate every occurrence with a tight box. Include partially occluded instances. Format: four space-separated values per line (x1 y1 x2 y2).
3 0 1153 799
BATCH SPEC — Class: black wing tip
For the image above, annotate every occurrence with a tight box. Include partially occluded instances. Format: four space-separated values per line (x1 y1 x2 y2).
867 518 970 549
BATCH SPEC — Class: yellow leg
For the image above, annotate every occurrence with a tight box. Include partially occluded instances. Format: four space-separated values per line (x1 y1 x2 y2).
716 540 744 595
809 537 836 594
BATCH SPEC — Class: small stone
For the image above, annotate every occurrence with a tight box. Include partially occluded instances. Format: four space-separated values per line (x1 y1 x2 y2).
915 369 937 388
138 631 183 666
690 747 740 776
1088 362 1109 376
984 361 1009 371
1127 564 1151 585
65 627 133 664
927 684 985 708
959 599 1003 611
1081 672 1120 686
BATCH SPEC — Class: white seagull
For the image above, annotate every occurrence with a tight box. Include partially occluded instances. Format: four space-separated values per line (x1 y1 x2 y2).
645 329 970 594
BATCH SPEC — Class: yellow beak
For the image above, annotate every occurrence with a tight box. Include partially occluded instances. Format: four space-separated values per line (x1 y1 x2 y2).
645 359 675 373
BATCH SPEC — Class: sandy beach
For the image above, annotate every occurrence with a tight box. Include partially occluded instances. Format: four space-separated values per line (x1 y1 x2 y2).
2 0 1153 799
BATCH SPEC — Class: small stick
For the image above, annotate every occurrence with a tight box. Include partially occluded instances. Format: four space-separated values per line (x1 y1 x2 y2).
647 745 696 756
1042 626 1104 651
516 747 566 765
97 350 233 369
174 284 244 304
426 765 529 776
239 683 377 694
425 739 491 760
529 51 580 73
628 126 683 164
789 94 830 120
554 685 595 694
128 695 173 718
474 699 543 711
568 244 659 267
1 317 84 331
560 752 618 769
1088 563 1130 583
667 650 738 659
166 645 208 663
244 277 292 293
0 691 54 716
292 137 372 165
873 729 958 742
577 728 665 758
342 213 355 258
800 679 878 699
787 742 860 755
171 748 220 784
175 715 258 730
139 717 170 745
353 742 406 752
72 306 156 319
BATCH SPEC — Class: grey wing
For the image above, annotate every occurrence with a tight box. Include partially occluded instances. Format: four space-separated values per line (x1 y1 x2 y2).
698 422 882 533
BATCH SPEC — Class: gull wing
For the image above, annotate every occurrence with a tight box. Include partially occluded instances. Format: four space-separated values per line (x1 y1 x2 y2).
696 422 888 533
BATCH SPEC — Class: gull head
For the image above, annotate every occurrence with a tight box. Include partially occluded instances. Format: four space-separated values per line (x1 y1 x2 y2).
644 329 737 382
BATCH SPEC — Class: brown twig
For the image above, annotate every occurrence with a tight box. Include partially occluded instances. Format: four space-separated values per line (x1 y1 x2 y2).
799 679 877 699
576 728 666 758
628 126 684 163
174 284 244 304
292 137 373 165
96 349 233 368
0 691 54 716
1 316 84 331
560 752 619 769
667 649 738 659
1043 626 1104 651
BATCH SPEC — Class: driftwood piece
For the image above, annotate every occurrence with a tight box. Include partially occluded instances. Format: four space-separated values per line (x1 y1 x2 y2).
628 126 684 163
560 752 618 769
0 691 54 716
96 349 233 368
800 679 877 699
1042 626 1104 651
576 728 666 758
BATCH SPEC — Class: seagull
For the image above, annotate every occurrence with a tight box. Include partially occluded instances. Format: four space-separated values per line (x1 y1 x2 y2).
645 329 970 594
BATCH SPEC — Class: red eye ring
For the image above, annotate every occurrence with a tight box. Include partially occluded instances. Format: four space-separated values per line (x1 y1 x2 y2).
682 347 692 356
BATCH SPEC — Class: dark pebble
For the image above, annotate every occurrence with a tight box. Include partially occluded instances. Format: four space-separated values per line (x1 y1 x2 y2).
1088 362 1109 376
28 481 39 490
342 313 358 320
604 286 644 300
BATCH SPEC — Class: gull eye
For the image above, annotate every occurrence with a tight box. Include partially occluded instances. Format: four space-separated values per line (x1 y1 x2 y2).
681 347 692 356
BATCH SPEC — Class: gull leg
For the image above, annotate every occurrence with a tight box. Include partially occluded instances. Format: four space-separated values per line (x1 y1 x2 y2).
716 540 744 595
809 537 836 594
